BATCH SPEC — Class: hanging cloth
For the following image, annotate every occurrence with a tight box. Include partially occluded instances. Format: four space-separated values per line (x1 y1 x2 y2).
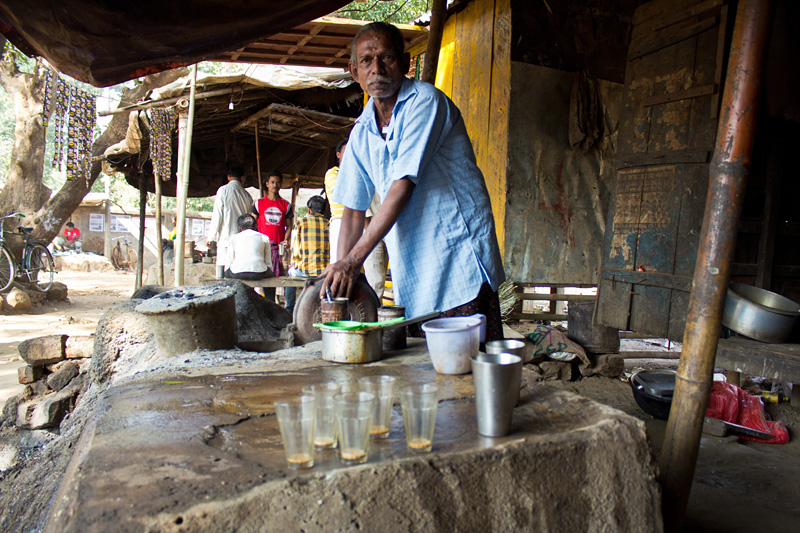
149 107 177 181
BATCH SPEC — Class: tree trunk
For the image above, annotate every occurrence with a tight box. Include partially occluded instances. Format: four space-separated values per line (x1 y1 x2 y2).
0 46 186 248
0 54 50 249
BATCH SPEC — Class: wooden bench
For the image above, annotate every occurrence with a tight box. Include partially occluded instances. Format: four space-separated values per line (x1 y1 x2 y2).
716 336 800 405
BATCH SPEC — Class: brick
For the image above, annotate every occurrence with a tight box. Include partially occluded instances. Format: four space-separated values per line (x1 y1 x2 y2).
26 380 49 396
46 361 79 391
66 335 94 359
18 365 43 385
18 335 67 366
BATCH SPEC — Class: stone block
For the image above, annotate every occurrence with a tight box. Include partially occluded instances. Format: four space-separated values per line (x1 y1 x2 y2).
25 381 83 430
26 380 49 396
5 288 31 311
2 390 31 427
15 399 38 428
66 335 95 359
18 365 43 384
46 281 69 301
47 361 79 391
539 361 574 381
18 335 67 366
26 289 46 306
579 354 625 378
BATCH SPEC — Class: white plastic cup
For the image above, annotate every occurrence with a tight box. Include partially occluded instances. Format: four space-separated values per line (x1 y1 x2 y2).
421 317 481 375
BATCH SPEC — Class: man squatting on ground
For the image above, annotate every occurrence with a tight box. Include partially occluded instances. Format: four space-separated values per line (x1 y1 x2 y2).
207 165 254 271
53 222 82 252
224 214 273 280
322 21 505 340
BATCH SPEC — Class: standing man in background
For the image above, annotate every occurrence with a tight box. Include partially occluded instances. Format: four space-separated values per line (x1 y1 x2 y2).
253 171 293 277
207 165 253 272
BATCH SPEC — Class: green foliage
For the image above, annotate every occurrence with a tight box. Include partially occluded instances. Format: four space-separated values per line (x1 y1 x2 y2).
158 195 215 213
334 0 431 24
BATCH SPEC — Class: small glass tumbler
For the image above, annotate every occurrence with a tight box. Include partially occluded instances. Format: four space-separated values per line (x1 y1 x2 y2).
334 391 375 465
399 384 439 453
302 382 342 449
358 375 397 438
274 395 317 470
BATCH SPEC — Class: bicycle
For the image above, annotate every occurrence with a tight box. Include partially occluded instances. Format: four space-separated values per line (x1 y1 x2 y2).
111 235 138 271
0 212 55 292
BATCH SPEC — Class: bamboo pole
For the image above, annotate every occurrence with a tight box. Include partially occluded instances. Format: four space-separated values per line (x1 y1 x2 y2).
255 123 264 197
135 178 146 291
103 176 111 260
174 65 198 287
658 1 773 530
154 172 164 286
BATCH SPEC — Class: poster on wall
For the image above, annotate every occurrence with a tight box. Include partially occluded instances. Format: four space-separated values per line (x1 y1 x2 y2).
89 214 104 232
110 215 131 233
192 219 205 237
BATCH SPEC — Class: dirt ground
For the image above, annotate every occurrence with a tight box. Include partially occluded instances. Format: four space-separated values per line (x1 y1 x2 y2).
0 268 137 404
1 269 799 531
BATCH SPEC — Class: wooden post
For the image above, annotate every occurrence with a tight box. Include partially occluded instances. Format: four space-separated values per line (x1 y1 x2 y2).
174 65 198 287
421 0 447 84
103 175 111 260
154 172 164 286
255 123 264 198
658 0 773 530
135 178 146 291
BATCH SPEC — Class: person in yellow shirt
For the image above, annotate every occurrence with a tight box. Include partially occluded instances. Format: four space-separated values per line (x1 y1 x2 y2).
324 139 348 262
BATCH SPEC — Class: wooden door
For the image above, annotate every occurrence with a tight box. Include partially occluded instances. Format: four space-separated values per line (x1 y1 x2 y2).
596 0 730 340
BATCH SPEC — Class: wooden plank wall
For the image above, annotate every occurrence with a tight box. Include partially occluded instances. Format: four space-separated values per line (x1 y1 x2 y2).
438 0 511 258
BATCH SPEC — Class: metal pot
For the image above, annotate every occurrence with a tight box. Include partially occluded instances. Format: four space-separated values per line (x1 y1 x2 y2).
320 312 440 364
722 283 800 343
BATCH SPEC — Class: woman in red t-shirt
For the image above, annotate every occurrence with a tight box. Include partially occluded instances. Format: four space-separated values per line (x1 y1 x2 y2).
252 172 293 276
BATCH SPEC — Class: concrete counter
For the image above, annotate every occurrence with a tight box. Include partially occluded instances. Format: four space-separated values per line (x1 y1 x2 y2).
47 340 662 532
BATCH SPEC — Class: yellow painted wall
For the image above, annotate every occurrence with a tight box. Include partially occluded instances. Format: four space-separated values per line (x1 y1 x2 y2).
433 0 510 258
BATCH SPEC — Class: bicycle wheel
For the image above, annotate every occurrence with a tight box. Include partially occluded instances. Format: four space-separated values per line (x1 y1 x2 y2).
111 246 123 270
26 244 54 291
0 246 15 292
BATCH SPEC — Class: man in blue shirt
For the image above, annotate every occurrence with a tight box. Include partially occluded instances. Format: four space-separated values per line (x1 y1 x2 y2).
322 21 505 340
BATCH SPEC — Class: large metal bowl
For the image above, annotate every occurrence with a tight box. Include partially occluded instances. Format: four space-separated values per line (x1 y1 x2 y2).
721 283 800 343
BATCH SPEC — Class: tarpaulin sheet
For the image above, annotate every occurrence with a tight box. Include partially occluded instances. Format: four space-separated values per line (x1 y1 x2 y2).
0 0 350 87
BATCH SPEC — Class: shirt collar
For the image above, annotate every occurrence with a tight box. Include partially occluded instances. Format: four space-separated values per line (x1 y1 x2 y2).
356 77 416 134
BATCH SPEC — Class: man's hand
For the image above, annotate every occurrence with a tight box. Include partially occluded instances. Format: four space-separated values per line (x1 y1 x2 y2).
321 255 363 299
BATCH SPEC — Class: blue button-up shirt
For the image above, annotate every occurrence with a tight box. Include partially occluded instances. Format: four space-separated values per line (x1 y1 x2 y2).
333 78 504 318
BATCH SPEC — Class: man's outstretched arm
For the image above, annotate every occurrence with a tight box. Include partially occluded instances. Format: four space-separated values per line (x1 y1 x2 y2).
322 177 415 298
